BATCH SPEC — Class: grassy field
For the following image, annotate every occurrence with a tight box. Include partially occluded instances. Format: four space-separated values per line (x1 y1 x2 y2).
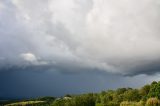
4 101 45 106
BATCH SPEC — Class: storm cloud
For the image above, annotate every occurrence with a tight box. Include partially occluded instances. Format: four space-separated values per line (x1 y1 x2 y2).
0 0 160 75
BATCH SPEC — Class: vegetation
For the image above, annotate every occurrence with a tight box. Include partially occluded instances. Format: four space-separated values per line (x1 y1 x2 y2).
146 98 160 106
1 81 160 106
5 101 45 106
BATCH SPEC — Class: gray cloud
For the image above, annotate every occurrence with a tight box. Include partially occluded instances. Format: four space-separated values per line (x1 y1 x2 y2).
1 69 160 98
0 0 160 75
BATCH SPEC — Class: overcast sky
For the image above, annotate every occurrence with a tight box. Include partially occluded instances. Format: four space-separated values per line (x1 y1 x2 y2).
0 0 160 98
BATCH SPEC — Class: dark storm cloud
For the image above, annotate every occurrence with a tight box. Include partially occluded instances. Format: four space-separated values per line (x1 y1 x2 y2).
0 0 160 76
128 61 160 76
1 68 160 98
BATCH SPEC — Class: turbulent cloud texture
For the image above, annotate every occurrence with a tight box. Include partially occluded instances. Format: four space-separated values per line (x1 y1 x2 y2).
0 0 160 75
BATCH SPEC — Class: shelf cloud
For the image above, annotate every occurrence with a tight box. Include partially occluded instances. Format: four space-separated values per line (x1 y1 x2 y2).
0 0 160 75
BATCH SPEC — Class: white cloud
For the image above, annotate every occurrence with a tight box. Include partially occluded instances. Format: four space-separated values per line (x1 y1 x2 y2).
20 53 48 65
20 53 37 62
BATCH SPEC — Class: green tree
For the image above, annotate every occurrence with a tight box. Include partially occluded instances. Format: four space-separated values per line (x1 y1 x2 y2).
151 81 157 85
148 82 160 99
140 84 150 100
51 99 66 106
116 88 127 95
74 94 96 106
123 89 141 101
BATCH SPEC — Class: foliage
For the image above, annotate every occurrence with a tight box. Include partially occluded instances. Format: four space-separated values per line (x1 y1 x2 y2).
96 103 104 106
36 96 55 101
74 93 96 106
123 89 141 102
139 84 150 101
51 93 95 106
146 98 160 106
120 101 138 106
148 81 160 99
4 81 160 106
4 101 46 106
136 100 145 106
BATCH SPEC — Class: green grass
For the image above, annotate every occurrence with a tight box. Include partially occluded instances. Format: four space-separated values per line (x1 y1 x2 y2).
4 101 45 106
96 103 104 106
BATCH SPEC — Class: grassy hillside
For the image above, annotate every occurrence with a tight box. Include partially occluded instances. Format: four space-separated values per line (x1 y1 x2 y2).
1 81 160 106
5 101 45 106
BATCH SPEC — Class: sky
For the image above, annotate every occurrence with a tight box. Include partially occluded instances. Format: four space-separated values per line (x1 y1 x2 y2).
0 0 160 98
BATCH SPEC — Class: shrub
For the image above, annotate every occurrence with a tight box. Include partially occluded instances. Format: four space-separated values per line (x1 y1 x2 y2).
146 98 160 106
96 103 104 106
120 101 138 106
136 100 145 106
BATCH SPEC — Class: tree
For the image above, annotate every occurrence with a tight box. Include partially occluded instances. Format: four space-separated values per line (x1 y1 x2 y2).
116 88 127 95
74 94 96 106
139 84 150 100
148 82 160 99
151 81 157 85
52 99 66 106
123 89 141 101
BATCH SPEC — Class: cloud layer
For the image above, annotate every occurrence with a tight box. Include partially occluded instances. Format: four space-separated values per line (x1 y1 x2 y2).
0 0 160 75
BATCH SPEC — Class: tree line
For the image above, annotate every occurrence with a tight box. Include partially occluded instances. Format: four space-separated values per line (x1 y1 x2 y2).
3 81 160 106
51 81 160 106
